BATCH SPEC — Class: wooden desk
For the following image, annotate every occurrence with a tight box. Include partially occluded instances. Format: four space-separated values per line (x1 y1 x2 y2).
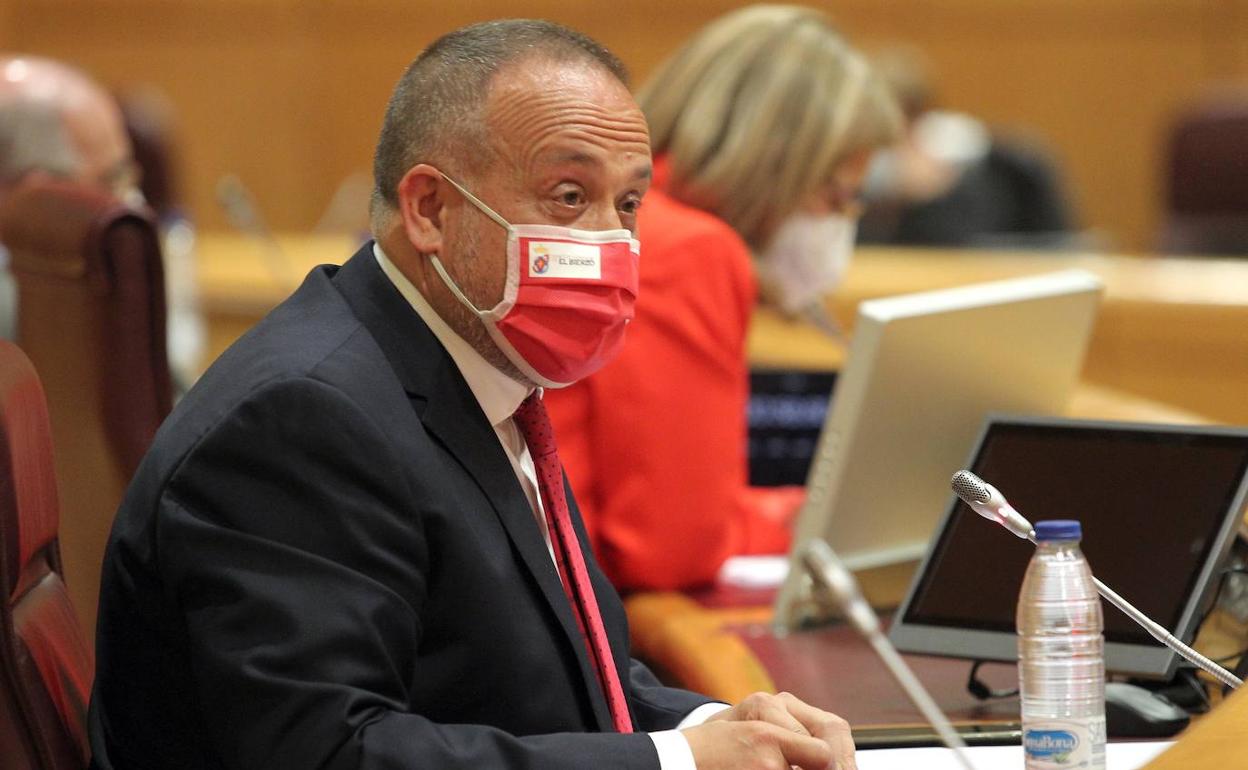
737 618 1020 729
626 587 1022 725
197 237 1248 426
1142 682 1248 769
195 232 359 374
630 589 1248 764
749 249 1248 425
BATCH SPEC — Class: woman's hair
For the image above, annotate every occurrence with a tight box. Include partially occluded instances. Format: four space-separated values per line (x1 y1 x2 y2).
641 4 902 249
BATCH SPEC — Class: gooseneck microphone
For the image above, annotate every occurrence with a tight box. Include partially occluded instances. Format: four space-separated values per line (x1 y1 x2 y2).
215 173 299 287
951 470 1243 690
801 539 978 770
949 471 1034 540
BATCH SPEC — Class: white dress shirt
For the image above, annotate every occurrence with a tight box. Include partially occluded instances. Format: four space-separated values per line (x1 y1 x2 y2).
372 244 725 769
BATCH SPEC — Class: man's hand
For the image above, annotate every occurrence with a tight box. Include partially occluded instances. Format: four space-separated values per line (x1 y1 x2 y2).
682 691 856 770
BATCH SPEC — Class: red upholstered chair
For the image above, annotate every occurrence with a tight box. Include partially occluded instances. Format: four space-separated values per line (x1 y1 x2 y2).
0 340 94 769
1160 92 1248 256
0 179 172 644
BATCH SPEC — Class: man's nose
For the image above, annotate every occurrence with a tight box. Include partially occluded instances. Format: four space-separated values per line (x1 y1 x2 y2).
582 201 625 231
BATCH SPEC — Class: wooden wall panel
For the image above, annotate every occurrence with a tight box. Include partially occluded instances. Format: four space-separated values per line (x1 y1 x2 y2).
907 4 1214 253
3 1 1247 251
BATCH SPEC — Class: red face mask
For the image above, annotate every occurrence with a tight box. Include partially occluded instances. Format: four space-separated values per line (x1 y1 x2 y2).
431 173 641 388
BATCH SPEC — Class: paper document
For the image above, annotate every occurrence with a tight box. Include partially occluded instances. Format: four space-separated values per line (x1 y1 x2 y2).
717 555 790 588
856 740 1173 770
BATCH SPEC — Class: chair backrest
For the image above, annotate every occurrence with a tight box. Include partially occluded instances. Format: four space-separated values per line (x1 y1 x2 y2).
1161 94 1248 255
119 89 180 220
0 340 94 769
0 179 172 642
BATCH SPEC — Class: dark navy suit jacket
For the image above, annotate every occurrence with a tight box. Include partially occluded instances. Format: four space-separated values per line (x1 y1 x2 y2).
88 245 711 769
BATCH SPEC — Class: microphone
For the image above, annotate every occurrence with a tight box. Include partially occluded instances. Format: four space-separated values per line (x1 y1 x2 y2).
215 173 299 286
951 470 1243 690
950 471 1033 540
801 539 978 770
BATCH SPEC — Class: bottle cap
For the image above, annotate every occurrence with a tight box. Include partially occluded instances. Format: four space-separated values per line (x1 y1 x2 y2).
1034 519 1081 541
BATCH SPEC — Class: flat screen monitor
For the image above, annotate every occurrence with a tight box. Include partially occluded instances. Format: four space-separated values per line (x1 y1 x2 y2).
747 370 838 487
774 270 1102 627
889 416 1248 679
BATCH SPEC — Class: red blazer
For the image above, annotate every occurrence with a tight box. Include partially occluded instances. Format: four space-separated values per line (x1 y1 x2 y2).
547 167 796 591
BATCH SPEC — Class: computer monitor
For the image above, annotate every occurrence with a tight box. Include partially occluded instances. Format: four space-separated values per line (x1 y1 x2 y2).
747 370 838 487
889 416 1248 679
774 270 1103 628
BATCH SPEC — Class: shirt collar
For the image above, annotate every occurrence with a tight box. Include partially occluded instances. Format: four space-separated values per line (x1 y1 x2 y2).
373 242 532 427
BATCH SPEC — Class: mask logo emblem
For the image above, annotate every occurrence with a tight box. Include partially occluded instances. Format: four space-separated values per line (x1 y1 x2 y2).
532 249 550 275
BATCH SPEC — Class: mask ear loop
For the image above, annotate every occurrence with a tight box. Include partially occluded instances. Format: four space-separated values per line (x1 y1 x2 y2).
439 171 514 231
426 169 516 318
427 252 489 316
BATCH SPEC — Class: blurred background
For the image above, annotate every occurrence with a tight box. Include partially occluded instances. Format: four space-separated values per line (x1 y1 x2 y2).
3 5 1248 742
3 0 1247 253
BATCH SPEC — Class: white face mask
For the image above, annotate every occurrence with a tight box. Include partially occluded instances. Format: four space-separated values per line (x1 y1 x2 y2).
757 212 857 316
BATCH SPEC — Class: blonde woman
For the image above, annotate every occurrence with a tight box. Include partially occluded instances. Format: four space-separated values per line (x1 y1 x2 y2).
546 5 902 590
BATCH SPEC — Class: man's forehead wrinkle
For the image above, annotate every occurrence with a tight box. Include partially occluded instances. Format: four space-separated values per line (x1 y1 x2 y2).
483 63 648 174
488 90 648 138
493 108 648 169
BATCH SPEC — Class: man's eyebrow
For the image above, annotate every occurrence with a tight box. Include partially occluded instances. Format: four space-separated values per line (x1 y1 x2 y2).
539 151 652 183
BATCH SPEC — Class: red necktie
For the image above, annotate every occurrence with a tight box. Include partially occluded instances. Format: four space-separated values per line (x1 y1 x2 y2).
513 392 633 733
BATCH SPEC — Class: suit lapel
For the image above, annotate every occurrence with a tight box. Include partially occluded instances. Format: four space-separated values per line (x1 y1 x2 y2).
331 246 614 730
418 368 615 731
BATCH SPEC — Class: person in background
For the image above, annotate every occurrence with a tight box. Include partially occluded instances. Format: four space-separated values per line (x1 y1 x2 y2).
0 55 140 339
858 46 1077 248
0 60 207 385
545 5 902 591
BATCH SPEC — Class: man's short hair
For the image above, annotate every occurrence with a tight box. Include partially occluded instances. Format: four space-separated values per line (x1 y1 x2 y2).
370 19 628 222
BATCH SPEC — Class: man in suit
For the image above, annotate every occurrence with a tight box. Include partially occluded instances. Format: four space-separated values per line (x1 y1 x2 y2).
89 20 855 770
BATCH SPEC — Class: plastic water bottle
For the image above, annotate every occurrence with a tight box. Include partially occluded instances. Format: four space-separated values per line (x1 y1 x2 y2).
1017 520 1106 770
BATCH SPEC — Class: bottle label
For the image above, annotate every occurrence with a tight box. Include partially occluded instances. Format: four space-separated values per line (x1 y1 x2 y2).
1023 718 1106 769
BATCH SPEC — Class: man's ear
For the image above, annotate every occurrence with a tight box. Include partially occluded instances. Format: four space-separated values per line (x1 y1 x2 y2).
396 163 447 254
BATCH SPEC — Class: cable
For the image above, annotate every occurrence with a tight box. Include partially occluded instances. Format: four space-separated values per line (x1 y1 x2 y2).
966 660 1019 701
1193 566 1248 634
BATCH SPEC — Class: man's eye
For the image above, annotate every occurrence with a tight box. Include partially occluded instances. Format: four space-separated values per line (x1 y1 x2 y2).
556 187 586 207
620 197 642 215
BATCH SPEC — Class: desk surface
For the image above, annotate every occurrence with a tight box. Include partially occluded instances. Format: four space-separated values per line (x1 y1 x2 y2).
196 236 1248 423
1140 681 1248 769
857 742 1173 770
733 618 1021 728
196 235 1248 318
746 248 1248 425
746 249 1248 370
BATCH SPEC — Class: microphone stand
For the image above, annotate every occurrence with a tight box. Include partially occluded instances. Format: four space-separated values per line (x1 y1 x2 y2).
802 539 978 770
1031 531 1243 691
952 470 1243 690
